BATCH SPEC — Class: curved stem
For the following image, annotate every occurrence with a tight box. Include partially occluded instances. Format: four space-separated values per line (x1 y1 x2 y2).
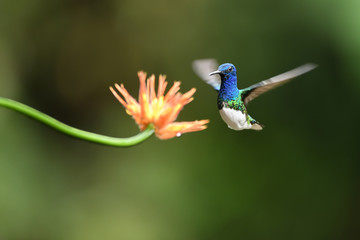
0 97 154 147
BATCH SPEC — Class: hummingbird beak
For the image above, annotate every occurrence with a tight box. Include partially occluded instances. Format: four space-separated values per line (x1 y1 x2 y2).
209 70 221 76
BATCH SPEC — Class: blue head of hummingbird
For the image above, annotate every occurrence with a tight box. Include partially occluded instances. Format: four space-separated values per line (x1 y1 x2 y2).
210 63 239 101
192 59 317 131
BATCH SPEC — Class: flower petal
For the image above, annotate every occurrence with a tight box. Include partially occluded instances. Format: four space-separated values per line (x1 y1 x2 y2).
157 74 167 98
155 120 209 140
164 81 181 102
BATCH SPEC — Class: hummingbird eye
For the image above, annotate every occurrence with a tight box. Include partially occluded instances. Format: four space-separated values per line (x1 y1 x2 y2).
228 66 233 72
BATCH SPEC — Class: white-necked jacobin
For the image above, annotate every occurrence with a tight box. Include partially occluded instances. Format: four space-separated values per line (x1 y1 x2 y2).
193 59 317 130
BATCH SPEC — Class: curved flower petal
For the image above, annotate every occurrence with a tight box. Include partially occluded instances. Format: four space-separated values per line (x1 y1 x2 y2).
155 120 210 140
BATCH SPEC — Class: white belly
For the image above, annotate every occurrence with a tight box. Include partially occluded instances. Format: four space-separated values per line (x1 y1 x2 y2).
219 107 253 130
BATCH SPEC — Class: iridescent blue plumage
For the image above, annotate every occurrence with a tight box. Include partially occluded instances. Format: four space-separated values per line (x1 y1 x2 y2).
217 63 239 103
192 59 317 131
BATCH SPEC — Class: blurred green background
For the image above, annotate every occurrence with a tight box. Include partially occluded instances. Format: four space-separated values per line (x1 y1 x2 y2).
0 0 359 239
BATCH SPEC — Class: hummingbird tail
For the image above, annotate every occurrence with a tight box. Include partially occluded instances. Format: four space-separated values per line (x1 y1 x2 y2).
249 117 264 131
251 123 263 131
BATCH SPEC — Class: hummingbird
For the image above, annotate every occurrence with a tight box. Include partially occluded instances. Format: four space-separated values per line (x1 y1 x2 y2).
192 59 317 130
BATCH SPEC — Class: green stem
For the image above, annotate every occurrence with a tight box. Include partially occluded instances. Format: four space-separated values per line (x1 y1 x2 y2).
0 97 154 147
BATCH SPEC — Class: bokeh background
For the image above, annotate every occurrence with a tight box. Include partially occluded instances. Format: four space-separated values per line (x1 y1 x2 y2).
0 0 359 239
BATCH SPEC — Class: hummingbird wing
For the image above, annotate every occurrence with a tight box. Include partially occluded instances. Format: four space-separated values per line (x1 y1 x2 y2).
192 59 221 91
240 63 317 106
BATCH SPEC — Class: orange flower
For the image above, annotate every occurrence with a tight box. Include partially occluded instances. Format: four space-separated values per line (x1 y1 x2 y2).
110 71 209 139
